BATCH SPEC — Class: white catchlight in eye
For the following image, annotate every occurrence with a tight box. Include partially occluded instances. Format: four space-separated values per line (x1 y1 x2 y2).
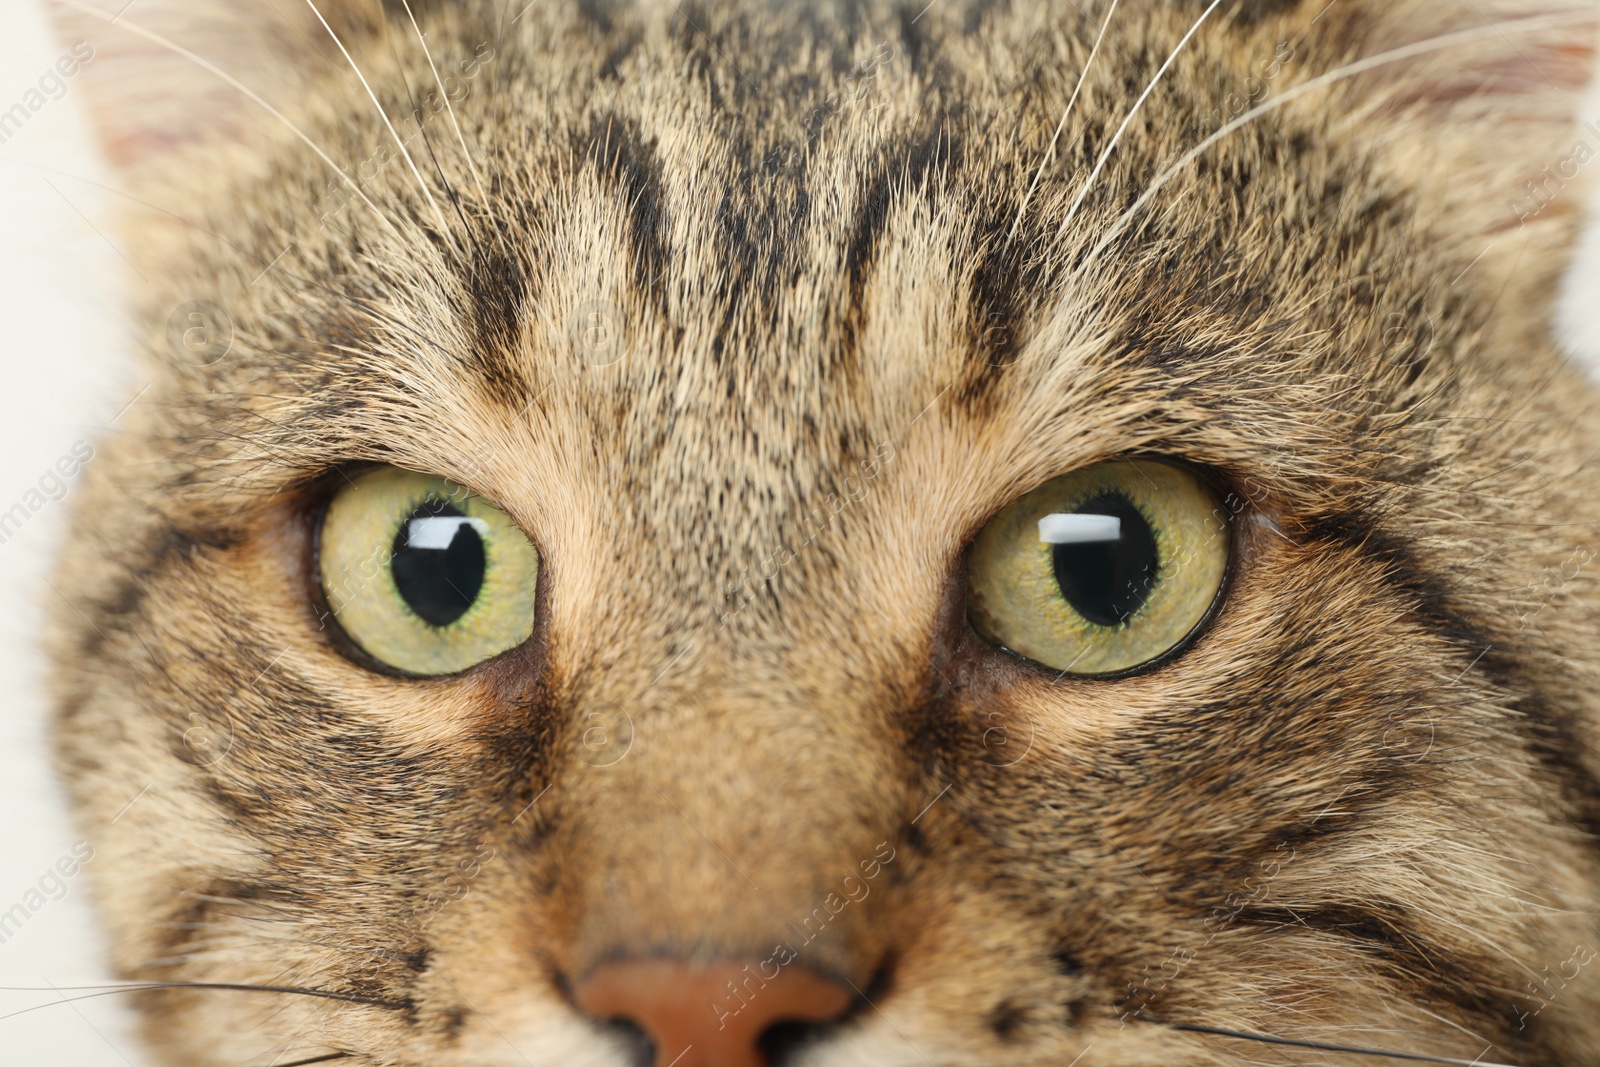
1038 513 1122 545
407 516 490 550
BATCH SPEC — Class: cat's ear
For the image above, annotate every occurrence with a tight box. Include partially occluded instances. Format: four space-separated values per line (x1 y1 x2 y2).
1267 0 1598 237
48 0 387 172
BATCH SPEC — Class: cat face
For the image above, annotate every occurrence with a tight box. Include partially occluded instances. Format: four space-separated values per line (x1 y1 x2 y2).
46 0 1600 1064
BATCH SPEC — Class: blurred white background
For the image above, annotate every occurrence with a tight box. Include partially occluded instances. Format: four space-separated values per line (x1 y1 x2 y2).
0 1 141 1064
1 1 1599 1064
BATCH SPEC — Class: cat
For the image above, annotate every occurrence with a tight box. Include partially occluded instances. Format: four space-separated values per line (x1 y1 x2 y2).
41 0 1600 1064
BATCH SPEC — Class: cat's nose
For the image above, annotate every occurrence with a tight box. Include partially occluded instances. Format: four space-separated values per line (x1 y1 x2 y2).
572 958 854 1067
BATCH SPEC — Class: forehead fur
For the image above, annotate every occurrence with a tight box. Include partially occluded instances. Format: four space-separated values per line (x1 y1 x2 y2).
93 0 1592 622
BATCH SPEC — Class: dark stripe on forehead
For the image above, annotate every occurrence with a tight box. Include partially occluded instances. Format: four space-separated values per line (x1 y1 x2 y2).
956 195 1056 412
1304 510 1600 850
840 122 961 373
580 111 670 311
844 123 961 298
575 0 619 33
894 3 932 73
461 239 534 407
705 133 814 364
836 88 1059 407
1209 0 1305 24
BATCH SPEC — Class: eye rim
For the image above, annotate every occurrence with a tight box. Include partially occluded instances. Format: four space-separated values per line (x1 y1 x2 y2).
961 455 1240 682
308 463 547 681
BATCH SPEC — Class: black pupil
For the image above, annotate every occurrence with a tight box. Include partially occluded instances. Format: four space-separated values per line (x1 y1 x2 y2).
390 500 487 627
1051 492 1159 627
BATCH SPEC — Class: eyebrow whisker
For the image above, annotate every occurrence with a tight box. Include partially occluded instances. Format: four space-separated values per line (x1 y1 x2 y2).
1082 10 1591 273
1055 0 1226 235
1008 0 1124 243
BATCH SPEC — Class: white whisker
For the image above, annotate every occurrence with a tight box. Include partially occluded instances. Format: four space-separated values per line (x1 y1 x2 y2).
397 0 511 259
303 0 458 248
60 0 405 241
1080 12 1589 271
1055 0 1225 237
1008 0 1122 243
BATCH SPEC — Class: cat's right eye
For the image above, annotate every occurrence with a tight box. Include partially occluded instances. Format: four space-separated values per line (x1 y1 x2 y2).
316 467 540 676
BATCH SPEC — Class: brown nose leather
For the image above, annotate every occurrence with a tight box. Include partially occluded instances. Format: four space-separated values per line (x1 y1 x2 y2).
573 959 854 1067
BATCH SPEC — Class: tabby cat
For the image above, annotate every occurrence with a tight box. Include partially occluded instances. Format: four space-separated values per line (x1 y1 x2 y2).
44 0 1600 1064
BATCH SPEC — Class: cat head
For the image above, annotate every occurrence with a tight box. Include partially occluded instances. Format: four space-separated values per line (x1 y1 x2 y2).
46 0 1600 1064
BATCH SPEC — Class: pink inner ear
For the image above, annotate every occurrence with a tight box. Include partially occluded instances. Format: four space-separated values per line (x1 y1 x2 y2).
1546 37 1598 86
1471 36 1597 97
46 1 341 174
1337 0 1596 102
1340 4 1599 193
91 80 255 173
106 127 207 173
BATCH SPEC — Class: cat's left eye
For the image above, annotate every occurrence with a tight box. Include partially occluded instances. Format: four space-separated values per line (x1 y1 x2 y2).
965 459 1230 676
316 467 539 676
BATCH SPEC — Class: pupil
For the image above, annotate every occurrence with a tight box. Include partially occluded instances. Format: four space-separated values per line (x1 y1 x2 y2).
390 500 486 627
1051 492 1159 627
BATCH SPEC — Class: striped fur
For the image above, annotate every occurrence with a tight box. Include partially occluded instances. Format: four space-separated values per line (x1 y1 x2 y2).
45 0 1600 1063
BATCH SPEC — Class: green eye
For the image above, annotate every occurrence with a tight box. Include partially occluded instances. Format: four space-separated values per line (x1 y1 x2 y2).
966 460 1229 676
317 467 539 676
